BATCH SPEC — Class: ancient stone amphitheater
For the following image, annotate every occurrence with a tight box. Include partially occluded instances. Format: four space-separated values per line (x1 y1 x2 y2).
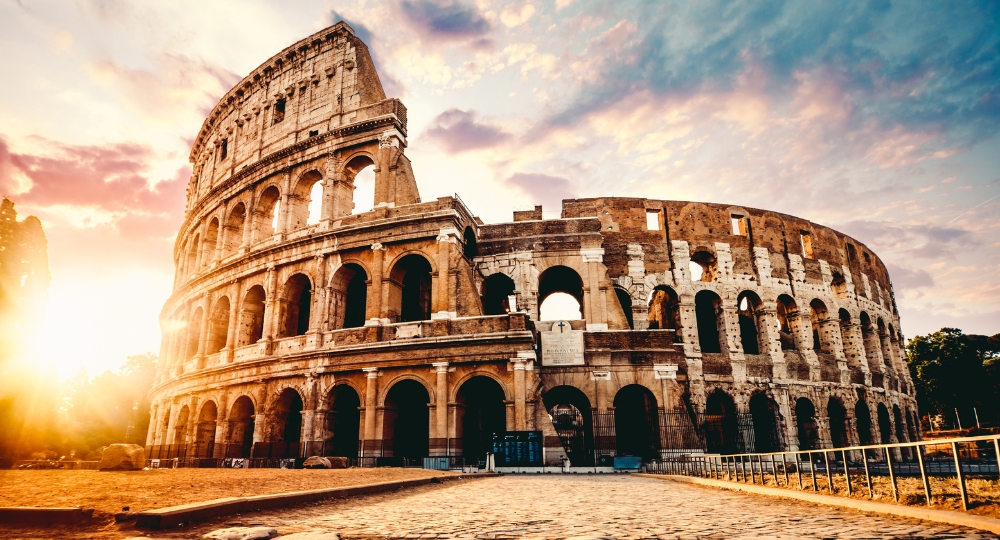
145 23 919 467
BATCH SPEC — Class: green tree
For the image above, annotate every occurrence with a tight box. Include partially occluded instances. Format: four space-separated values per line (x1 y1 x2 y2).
906 328 1000 428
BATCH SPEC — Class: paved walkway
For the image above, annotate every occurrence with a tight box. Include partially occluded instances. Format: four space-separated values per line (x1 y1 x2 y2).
168 474 997 540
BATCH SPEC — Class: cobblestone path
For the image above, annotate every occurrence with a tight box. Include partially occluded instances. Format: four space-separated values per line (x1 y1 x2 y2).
169 474 997 540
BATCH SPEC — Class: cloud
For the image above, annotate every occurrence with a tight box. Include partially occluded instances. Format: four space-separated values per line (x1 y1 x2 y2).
885 263 935 290
837 220 977 260
400 0 492 43
506 173 576 211
329 11 407 98
424 109 510 152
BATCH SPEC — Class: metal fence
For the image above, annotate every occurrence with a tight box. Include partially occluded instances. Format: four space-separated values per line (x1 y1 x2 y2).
644 434 1000 511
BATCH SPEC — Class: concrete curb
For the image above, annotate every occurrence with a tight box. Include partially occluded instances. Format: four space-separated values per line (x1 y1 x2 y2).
634 473 1000 535
136 473 493 530
0 506 95 525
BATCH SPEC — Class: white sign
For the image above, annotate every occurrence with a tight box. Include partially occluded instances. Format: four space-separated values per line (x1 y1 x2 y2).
541 321 585 366
654 364 679 380
591 371 611 381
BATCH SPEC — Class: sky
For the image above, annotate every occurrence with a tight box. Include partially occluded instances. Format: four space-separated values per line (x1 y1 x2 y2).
1 0 998 376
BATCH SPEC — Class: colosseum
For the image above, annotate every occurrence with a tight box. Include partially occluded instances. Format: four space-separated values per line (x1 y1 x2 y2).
145 22 919 468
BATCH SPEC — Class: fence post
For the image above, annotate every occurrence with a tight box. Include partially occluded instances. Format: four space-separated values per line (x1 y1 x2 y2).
770 454 779 486
916 445 931 507
862 448 873 498
782 453 789 486
842 449 851 496
885 447 899 502
952 441 969 511
795 453 803 489
824 451 834 493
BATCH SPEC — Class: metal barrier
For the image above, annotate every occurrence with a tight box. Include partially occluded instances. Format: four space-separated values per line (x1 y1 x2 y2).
644 434 1000 511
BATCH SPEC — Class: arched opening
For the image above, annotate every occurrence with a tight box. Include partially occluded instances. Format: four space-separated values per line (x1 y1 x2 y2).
194 401 218 457
279 273 312 337
186 234 200 277
831 272 848 300
185 307 203 360
694 290 723 354
689 250 716 282
481 273 516 316
227 396 255 458
238 285 266 346
893 404 906 443
613 385 660 460
748 393 783 452
776 295 799 350
839 309 863 382
705 390 740 454
877 403 892 444
795 398 819 450
203 219 219 267
737 291 763 355
463 226 477 259
828 397 849 448
809 299 832 352
223 203 246 256
456 376 507 463
173 405 190 445
344 155 375 215
388 254 433 323
306 180 324 225
330 263 368 329
855 399 873 446
614 287 634 329
325 386 361 458
383 379 430 459
907 410 919 442
543 385 594 466
647 286 681 342
859 312 882 378
253 185 281 240
267 388 304 458
207 296 230 354
286 170 323 231
538 265 585 321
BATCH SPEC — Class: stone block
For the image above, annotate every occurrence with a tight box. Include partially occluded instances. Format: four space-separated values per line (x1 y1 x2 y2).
98 444 145 471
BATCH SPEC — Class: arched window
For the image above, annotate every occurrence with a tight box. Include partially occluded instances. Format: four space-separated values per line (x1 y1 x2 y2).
203 219 219 267
749 393 783 452
648 286 681 341
831 271 848 300
287 170 323 231
308 179 323 225
185 307 203 359
893 404 906 443
776 295 799 350
344 155 375 215
689 250 716 282
194 401 218 458
278 273 312 337
809 299 831 352
538 265 584 321
795 398 819 450
227 396 255 458
269 388 304 457
331 263 368 329
877 403 892 444
543 385 594 466
859 312 881 376
694 290 723 353
456 376 507 462
481 273 516 316
463 226 477 259
737 291 763 355
253 186 281 241
389 254 433 323
207 296 230 354
325 386 361 458
173 406 190 445
383 380 430 458
855 398 873 445
238 285 266 346
828 397 849 448
614 287 634 329
613 385 660 459
223 203 246 256
705 391 740 454
186 234 200 277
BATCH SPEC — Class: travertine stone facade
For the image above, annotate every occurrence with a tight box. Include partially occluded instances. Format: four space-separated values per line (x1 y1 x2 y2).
147 23 918 465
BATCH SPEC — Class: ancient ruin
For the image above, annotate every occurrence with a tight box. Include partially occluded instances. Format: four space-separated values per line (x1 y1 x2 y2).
146 23 918 466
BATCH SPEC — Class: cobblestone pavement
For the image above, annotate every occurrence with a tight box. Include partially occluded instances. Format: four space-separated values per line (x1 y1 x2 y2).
159 474 997 540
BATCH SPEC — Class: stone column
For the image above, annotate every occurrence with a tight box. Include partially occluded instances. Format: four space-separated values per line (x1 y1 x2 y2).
225 282 241 361
433 229 456 318
433 362 449 453
195 294 212 367
308 255 326 347
363 368 379 455
369 243 386 321
185 397 201 445
276 171 292 236
146 404 159 446
511 358 527 430
261 265 278 354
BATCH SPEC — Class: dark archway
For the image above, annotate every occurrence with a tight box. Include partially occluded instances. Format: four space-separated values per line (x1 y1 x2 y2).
877 403 892 444
266 388 304 458
705 390 740 454
185 307 203 360
543 385 594 466
737 291 763 355
614 287 635 329
748 393 782 452
538 265 584 321
254 185 281 240
194 401 218 457
776 295 799 350
326 386 361 458
482 273 516 315
227 396 255 458
223 203 246 256
207 296 230 354
173 406 190 445
389 254 433 323
238 285 266 346
456 376 507 463
331 263 368 329
279 273 312 337
344 154 376 215
463 226 477 259
893 404 906 443
795 398 820 450
613 385 660 459
828 397 849 448
383 380 430 459
648 286 681 342
855 399 873 446
695 290 723 353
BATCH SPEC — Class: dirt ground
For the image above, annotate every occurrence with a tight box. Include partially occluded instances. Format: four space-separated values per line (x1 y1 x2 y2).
0 467 454 517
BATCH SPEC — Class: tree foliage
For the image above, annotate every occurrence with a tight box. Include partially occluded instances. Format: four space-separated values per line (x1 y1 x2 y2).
906 327 1000 427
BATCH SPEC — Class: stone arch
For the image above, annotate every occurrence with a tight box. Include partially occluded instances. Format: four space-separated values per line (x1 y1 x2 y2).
227 395 256 456
736 290 764 355
482 273 516 316
330 262 369 329
456 376 507 462
647 285 681 342
542 385 594 466
450 370 512 403
831 271 849 300
286 169 324 230
343 153 376 215
278 273 313 338
387 253 434 323
203 218 220 267
194 400 219 457
186 234 200 277
613 286 635 329
893 403 906 442
537 264 585 321
463 226 477 259
776 294 799 350
382 378 431 459
809 299 833 352
252 184 282 241
748 392 783 452
173 405 191 445
828 396 849 448
795 397 820 450
378 374 435 407
238 285 266 346
859 312 882 377
877 402 892 444
185 306 204 360
694 290 723 354
222 202 247 256
268 387 305 445
325 384 361 458
613 384 660 459
207 296 230 354
689 249 716 282
705 390 740 454
855 397 873 445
